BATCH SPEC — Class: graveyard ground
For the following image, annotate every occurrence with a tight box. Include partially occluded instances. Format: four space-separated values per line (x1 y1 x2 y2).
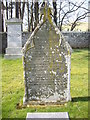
1 49 88 119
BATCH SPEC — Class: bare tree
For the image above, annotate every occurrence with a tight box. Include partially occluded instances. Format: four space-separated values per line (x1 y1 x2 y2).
58 0 89 31
0 0 2 54
6 0 8 19
53 0 57 25
15 0 19 18
11 0 13 18
70 12 89 31
1 0 4 32
34 1 39 28
0 0 2 32
1 0 89 32
5 0 14 19
18 0 21 19
1 0 14 31
21 0 26 20
27 0 30 32
31 0 34 32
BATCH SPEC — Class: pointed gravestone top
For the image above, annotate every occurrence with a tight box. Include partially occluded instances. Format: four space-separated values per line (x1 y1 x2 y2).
23 1 72 105
40 1 54 24
23 2 72 54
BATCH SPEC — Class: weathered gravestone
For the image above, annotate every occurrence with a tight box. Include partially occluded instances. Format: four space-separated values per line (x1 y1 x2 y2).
23 2 72 105
5 18 22 59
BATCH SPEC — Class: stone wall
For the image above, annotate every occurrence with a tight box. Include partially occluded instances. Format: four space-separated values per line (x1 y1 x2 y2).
0 32 7 54
22 32 89 49
0 32 89 53
63 32 89 48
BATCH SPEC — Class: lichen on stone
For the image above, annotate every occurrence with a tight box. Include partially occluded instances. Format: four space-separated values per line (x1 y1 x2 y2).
22 2 72 105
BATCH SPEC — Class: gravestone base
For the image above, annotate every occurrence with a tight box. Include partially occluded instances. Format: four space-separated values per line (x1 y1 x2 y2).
5 47 22 54
4 54 22 59
23 101 67 106
4 47 22 59
26 112 69 120
23 95 71 106
23 99 70 106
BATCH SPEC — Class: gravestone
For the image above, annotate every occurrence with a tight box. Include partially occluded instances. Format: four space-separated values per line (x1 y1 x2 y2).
4 18 22 59
26 112 69 120
23 2 72 105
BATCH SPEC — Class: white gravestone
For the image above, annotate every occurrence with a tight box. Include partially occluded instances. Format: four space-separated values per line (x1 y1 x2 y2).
26 112 69 120
4 18 22 59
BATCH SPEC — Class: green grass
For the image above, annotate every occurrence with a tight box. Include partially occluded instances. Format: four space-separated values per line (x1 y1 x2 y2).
1 49 88 119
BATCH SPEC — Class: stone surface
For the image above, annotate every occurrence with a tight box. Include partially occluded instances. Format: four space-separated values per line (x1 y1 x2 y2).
22 32 89 49
23 3 72 105
4 54 22 59
1 32 89 54
63 32 89 48
26 112 69 120
6 18 22 24
6 48 22 54
4 18 22 59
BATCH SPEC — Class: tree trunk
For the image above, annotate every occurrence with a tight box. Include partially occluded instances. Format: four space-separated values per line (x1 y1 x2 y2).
6 0 8 31
0 0 2 32
15 0 19 18
34 1 39 28
0 0 3 53
70 22 77 31
18 0 21 19
2 0 4 32
20 0 25 31
11 0 12 18
59 1 62 29
21 0 25 19
31 1 34 32
53 1 57 25
27 0 30 32
6 0 8 19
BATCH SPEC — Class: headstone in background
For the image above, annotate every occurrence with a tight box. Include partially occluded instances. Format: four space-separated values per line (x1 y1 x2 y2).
4 18 22 59
26 112 69 120
23 3 72 105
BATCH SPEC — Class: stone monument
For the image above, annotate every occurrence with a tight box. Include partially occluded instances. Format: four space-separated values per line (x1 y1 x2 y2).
23 2 72 105
4 18 22 59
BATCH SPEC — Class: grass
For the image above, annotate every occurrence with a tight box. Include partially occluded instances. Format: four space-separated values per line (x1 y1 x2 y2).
1 49 88 119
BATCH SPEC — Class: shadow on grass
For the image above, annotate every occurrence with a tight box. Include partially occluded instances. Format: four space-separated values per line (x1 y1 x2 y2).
73 49 82 52
73 48 88 52
72 96 90 102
